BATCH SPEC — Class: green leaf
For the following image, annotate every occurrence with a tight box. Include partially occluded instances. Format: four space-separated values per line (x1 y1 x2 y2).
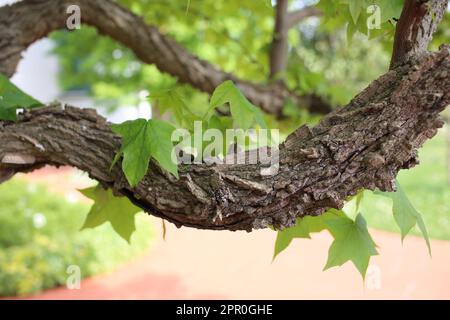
0 73 42 121
80 185 142 243
348 0 363 24
318 0 398 41
209 80 267 130
151 88 200 130
375 0 403 23
346 20 358 43
273 209 344 260
376 182 431 255
355 190 364 214
111 118 178 187
324 213 378 278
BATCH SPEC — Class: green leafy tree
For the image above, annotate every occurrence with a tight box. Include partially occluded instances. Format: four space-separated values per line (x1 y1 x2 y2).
0 0 449 278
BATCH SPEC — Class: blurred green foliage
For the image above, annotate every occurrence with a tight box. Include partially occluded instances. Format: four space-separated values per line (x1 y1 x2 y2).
0 178 153 297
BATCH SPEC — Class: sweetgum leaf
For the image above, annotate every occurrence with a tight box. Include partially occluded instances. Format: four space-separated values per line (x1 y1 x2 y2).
111 118 178 187
376 182 431 255
151 88 200 130
80 185 142 243
209 80 267 130
324 213 378 278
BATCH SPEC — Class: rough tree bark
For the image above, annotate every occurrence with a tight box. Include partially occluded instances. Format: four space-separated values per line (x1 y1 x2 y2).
0 0 331 115
390 0 448 68
0 0 448 232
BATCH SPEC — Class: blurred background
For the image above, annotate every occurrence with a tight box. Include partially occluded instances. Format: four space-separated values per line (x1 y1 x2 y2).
1 0 450 299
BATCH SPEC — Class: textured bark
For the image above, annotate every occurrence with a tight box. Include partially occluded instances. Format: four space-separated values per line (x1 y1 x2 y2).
1 48 449 231
0 0 331 115
390 0 448 69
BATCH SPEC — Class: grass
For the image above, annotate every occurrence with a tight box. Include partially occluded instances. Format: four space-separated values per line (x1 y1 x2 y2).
361 127 450 241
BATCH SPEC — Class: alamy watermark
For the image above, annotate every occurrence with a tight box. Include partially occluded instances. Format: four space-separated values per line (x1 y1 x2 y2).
367 5 381 30
64 3 383 34
66 5 81 30
365 265 382 290
66 265 81 290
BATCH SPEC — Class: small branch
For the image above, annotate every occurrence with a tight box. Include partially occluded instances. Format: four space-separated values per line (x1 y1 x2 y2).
286 6 322 29
269 0 290 79
269 3 322 80
390 0 448 69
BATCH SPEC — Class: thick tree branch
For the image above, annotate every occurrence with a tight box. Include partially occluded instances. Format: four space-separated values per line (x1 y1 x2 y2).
286 5 322 29
390 0 448 69
0 0 448 232
1 48 449 231
0 0 331 115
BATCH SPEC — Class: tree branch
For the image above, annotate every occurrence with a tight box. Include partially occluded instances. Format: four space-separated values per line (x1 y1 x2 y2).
390 0 448 69
1 47 449 231
0 0 331 115
286 5 322 29
269 0 290 79
269 3 323 80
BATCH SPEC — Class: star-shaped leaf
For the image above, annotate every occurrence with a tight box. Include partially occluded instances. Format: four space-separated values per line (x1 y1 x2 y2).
209 80 267 130
151 88 200 130
111 118 178 187
80 185 142 243
324 213 378 278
